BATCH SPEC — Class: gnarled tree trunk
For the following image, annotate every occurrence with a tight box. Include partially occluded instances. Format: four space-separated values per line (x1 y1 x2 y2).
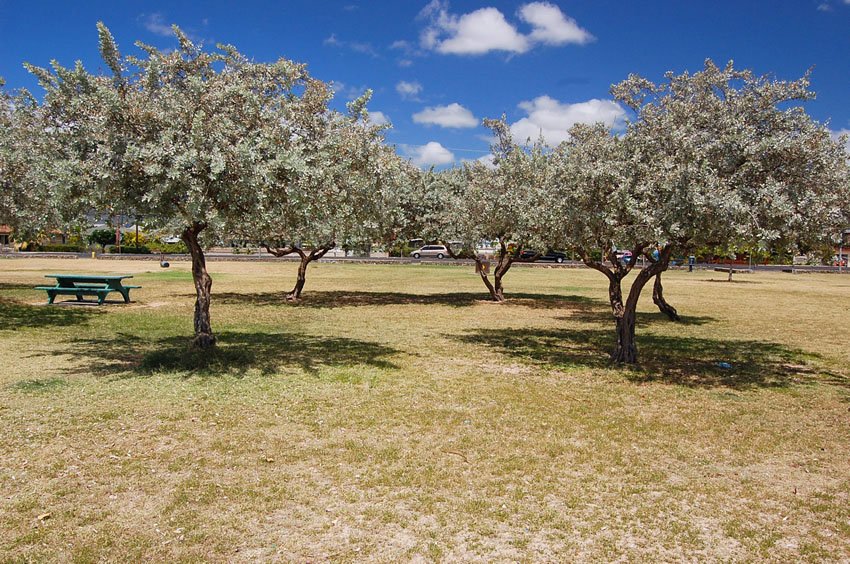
266 242 333 301
477 238 513 302
613 246 674 363
182 223 215 349
445 240 511 303
581 244 673 364
642 249 680 322
652 271 680 322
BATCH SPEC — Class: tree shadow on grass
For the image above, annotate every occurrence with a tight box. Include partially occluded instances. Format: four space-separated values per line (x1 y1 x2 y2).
53 331 398 378
211 290 596 310
0 298 99 331
452 327 838 389
558 309 717 327
0 282 39 291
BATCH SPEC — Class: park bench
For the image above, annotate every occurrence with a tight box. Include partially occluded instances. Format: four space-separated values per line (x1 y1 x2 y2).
713 267 752 274
35 274 140 305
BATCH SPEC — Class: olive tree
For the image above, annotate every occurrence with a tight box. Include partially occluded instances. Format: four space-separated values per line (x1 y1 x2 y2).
552 60 850 363
255 93 410 300
27 24 314 348
426 118 551 302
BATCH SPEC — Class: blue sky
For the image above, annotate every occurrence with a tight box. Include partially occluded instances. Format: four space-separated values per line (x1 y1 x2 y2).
2 0 849 166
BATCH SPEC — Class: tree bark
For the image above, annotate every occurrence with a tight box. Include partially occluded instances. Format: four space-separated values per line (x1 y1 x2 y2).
579 244 672 364
289 251 310 300
479 238 513 302
182 223 215 349
612 246 673 363
266 243 333 301
642 249 680 322
613 307 638 363
652 271 681 322
445 241 508 302
475 257 501 302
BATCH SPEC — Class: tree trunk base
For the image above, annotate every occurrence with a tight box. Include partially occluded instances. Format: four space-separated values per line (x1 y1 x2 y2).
286 292 300 302
655 302 680 322
191 332 216 350
611 347 638 364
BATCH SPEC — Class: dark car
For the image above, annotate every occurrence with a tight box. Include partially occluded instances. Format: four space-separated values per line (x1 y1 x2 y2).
519 249 567 263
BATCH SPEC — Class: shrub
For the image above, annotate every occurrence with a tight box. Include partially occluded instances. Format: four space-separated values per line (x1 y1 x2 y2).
122 231 148 247
88 229 117 251
388 241 412 258
148 241 188 254
108 245 152 254
33 243 86 252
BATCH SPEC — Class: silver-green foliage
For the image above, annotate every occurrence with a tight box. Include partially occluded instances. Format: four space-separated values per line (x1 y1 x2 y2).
0 79 63 240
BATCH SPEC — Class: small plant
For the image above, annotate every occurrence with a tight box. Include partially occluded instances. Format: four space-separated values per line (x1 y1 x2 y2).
87 229 117 252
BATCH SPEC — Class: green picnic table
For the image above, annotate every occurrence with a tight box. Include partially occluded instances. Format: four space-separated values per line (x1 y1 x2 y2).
35 274 141 305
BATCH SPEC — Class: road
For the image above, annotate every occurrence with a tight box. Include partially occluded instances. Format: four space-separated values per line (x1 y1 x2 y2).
2 251 848 273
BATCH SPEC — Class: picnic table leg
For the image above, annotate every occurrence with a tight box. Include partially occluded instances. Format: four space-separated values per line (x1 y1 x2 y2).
98 293 106 305
106 281 132 303
47 291 56 305
76 294 84 301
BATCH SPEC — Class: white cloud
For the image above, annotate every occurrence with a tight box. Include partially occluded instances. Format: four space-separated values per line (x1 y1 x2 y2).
468 153 496 170
138 13 210 44
439 7 529 54
368 111 390 126
331 80 370 101
141 13 174 36
324 34 378 57
418 1 591 56
396 80 423 100
404 141 456 167
831 129 850 153
509 96 626 145
349 41 379 57
413 103 478 128
519 2 593 45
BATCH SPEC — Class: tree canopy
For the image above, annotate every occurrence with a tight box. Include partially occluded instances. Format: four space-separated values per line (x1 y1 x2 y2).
0 79 63 241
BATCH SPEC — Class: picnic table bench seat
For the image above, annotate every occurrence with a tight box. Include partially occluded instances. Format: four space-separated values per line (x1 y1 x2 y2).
34 285 114 305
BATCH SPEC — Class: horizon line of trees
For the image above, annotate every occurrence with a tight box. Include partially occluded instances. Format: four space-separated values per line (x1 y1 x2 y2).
2 23 849 363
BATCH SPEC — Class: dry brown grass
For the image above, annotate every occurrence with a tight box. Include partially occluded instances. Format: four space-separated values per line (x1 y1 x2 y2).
1 258 848 562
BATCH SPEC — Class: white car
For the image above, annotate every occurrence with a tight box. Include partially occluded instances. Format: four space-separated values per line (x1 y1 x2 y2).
411 245 449 259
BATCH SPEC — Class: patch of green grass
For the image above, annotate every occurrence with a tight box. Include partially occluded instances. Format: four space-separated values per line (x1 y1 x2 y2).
8 377 68 394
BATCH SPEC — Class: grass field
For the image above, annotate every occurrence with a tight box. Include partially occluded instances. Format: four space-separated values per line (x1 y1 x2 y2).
1 258 848 562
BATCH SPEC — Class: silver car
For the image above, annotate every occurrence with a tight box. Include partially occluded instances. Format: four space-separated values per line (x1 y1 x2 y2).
411 245 449 259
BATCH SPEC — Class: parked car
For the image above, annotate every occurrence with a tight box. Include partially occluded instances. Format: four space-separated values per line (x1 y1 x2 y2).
519 249 567 263
614 250 633 263
411 245 449 259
